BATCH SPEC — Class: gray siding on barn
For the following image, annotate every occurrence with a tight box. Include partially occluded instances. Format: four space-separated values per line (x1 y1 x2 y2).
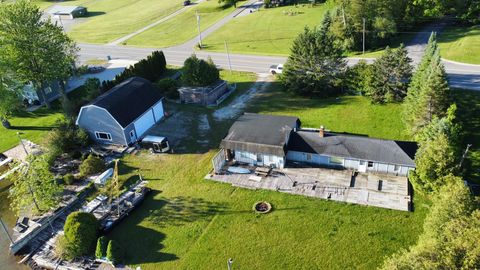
123 123 137 145
286 151 330 165
77 106 127 145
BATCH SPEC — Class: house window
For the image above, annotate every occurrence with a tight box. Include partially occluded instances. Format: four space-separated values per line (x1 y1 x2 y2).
130 130 135 138
359 160 366 165
306 153 312 161
368 161 374 168
330 156 343 165
95 132 112 141
394 164 400 171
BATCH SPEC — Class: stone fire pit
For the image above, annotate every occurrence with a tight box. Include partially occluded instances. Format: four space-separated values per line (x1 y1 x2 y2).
253 201 272 214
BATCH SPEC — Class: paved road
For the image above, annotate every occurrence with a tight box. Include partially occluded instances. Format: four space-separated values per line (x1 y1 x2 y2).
77 3 480 90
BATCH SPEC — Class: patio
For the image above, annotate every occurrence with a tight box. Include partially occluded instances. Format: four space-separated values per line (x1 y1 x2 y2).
206 164 411 211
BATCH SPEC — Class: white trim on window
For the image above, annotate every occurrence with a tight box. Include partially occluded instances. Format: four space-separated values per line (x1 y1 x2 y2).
95 131 112 141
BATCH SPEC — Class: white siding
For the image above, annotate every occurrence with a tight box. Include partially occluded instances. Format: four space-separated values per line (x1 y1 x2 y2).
286 151 330 165
134 109 155 138
234 151 285 168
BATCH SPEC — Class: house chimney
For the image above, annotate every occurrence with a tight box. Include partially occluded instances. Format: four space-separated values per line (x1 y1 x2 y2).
319 126 325 137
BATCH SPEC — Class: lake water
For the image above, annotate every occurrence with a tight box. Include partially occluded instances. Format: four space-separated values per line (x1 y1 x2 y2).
0 181 28 270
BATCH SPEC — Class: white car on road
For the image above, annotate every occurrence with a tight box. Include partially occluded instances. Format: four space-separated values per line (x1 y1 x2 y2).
269 64 283 75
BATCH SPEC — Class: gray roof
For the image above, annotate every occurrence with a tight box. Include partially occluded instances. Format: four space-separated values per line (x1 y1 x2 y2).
221 113 300 156
48 5 86 15
288 130 416 167
89 77 163 128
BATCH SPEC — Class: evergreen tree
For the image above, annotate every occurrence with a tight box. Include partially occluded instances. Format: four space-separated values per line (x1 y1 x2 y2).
281 12 347 97
403 32 450 135
106 240 123 265
365 45 412 103
410 104 462 193
95 236 108 259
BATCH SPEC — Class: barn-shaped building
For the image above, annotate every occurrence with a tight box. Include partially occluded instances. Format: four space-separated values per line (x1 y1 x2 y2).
76 77 164 146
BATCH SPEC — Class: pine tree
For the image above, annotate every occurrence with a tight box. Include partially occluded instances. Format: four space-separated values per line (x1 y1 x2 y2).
281 12 347 97
403 32 450 135
365 45 412 103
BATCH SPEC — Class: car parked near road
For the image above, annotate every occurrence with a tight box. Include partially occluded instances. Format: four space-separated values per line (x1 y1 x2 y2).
183 0 191 6
269 64 283 75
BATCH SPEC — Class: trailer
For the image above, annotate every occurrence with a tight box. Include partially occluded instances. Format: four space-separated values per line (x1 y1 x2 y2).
141 135 170 153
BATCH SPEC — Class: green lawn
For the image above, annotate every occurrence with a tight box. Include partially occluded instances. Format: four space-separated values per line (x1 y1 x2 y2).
0 108 64 153
438 26 480 64
201 2 335 56
125 1 239 48
106 82 430 269
65 0 185 44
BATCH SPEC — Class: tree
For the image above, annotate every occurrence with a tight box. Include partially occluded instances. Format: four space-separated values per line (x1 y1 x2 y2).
106 240 123 265
0 74 21 128
364 45 412 103
182 55 220 87
8 154 62 215
0 0 78 109
281 12 347 97
409 105 462 193
95 236 108 259
344 60 372 95
62 212 99 259
381 178 479 270
84 78 101 101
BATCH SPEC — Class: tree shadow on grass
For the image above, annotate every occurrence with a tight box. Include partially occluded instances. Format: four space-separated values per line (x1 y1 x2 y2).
10 125 56 131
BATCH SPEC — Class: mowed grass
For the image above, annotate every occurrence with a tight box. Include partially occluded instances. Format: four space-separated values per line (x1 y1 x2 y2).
249 83 411 140
65 0 185 44
106 82 430 269
110 152 429 270
0 107 63 153
438 26 480 64
202 2 335 56
126 1 238 48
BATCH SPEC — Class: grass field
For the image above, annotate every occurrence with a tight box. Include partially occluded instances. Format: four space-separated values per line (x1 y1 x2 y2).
105 81 433 270
438 26 480 64
0 107 64 153
125 1 238 48
201 2 334 56
64 0 185 44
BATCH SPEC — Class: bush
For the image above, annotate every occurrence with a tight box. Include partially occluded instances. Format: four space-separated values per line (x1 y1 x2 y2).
63 173 76 185
84 78 101 100
101 51 167 92
79 154 106 177
63 212 99 259
106 240 123 265
44 119 90 163
182 54 220 87
156 78 179 99
95 236 108 259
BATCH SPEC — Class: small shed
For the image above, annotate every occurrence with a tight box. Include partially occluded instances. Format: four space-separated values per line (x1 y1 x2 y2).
49 5 88 20
179 80 229 106
76 77 165 146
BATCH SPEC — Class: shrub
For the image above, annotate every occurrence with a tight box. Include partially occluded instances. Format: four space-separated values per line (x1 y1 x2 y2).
63 212 99 259
156 78 179 99
63 173 76 185
84 78 101 100
44 119 90 163
55 235 74 260
79 154 106 177
106 240 123 265
182 54 219 87
95 236 108 259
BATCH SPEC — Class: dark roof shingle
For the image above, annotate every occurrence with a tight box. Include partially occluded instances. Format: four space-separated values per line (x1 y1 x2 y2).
288 130 416 166
91 77 162 127
221 113 300 156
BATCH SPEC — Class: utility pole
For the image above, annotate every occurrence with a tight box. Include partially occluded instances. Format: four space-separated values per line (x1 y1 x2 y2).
224 40 232 74
341 2 346 27
196 10 203 49
0 217 13 244
362 17 366 55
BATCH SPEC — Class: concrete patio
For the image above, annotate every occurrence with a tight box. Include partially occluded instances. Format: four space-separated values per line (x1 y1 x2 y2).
206 164 411 211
